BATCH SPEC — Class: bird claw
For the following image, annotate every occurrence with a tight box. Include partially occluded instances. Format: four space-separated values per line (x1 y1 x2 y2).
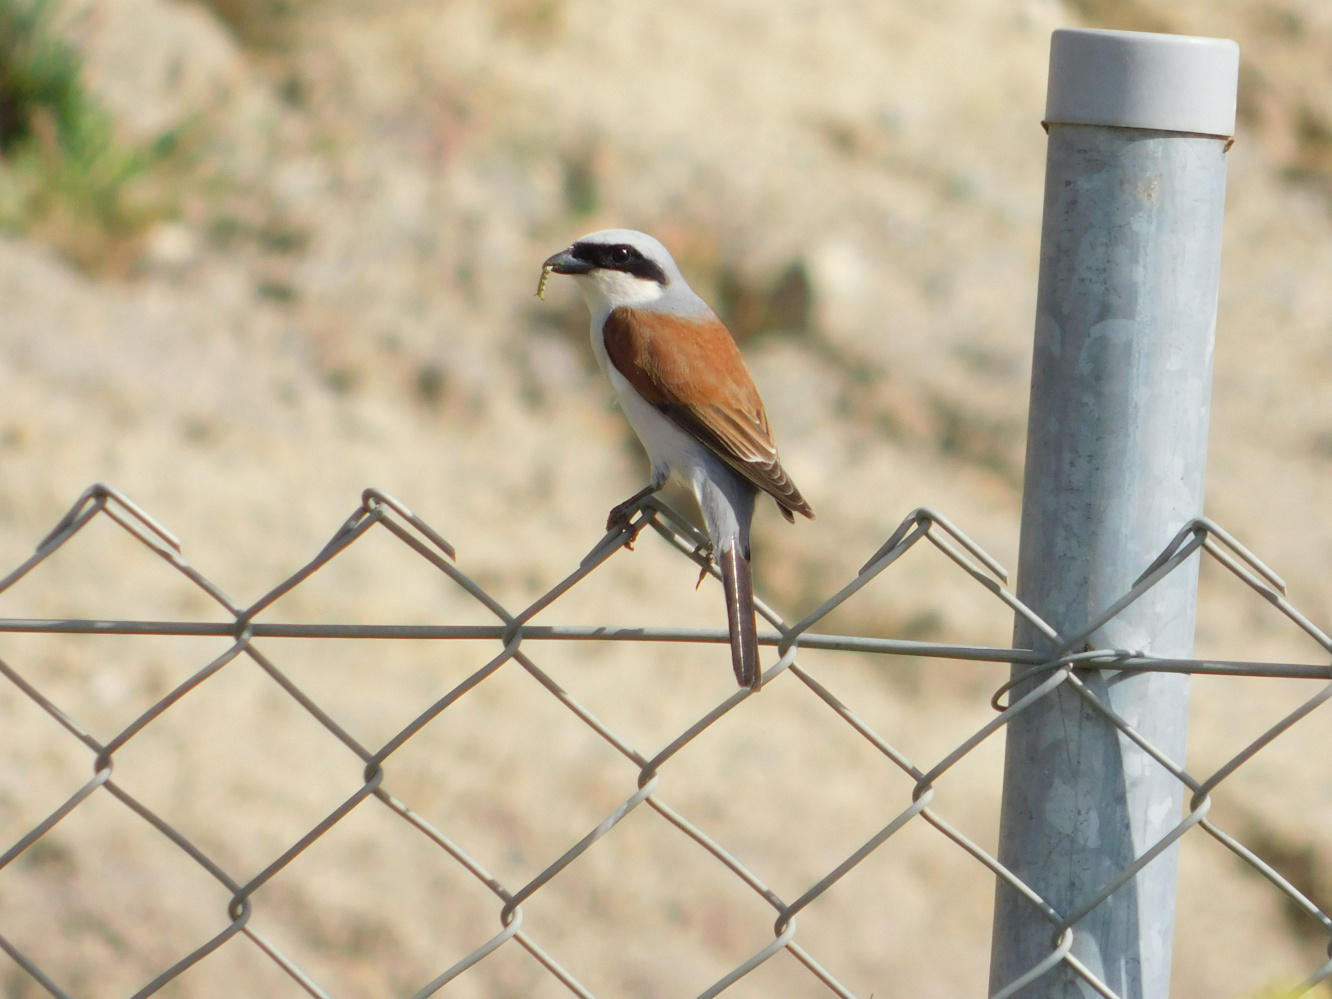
605 486 659 549
606 503 646 549
693 544 715 589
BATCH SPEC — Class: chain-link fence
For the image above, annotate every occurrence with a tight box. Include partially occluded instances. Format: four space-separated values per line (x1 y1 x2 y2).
1 482 1330 999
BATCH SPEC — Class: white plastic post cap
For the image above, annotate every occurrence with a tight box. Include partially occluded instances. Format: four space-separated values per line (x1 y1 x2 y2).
1046 28 1239 136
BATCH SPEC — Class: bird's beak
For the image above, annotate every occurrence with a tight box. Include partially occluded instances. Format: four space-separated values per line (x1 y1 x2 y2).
542 247 593 275
536 246 594 299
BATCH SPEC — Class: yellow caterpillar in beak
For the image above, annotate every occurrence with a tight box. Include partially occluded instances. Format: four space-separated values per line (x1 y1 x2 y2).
535 263 553 300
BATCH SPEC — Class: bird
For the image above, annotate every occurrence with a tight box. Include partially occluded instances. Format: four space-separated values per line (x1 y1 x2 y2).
539 229 814 691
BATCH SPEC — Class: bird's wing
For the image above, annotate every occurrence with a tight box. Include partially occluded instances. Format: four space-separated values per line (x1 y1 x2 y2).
603 306 814 521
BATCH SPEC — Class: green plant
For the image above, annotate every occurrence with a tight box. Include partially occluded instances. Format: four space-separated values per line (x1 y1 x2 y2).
0 0 179 271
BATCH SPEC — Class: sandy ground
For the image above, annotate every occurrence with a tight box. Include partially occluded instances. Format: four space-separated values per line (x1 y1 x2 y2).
2 0 1332 996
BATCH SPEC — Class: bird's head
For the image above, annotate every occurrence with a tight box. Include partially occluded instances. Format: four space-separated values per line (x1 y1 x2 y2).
539 229 688 312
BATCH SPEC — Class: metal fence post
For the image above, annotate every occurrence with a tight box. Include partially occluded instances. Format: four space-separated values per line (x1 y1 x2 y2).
988 29 1239 999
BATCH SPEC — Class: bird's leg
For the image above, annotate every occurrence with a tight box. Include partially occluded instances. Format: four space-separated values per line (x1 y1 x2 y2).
605 485 659 547
694 541 715 589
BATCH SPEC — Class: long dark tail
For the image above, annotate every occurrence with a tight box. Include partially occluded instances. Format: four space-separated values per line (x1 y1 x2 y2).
720 546 760 690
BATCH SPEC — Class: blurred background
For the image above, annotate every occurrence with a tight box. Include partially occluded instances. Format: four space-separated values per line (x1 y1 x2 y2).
2 0 1332 996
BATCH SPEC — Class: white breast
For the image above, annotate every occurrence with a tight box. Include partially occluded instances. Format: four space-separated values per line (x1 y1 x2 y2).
587 312 712 493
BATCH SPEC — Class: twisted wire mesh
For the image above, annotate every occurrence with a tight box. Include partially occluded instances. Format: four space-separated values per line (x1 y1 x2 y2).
0 483 1329 998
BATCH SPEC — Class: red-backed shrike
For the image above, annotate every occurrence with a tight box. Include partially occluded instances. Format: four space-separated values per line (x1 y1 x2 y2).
540 229 814 691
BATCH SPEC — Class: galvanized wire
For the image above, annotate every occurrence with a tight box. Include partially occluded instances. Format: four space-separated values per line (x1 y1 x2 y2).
1 483 1330 998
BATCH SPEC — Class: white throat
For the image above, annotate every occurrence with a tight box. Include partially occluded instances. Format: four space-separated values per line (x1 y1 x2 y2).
572 270 666 313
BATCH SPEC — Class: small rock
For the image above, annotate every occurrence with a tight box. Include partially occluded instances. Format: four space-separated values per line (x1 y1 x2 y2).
144 221 199 268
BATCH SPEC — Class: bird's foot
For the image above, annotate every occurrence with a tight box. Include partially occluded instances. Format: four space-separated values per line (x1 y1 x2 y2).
693 543 716 589
605 486 658 549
